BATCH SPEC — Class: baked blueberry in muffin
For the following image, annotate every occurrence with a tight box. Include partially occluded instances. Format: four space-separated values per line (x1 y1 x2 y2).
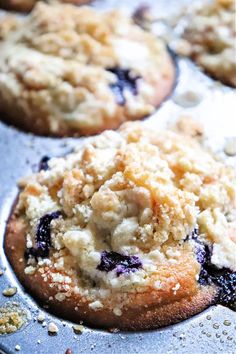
5 122 236 330
0 3 175 136
181 0 236 87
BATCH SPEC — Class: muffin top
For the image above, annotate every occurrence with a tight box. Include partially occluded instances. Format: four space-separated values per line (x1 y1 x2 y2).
17 122 236 298
181 0 236 86
0 3 174 135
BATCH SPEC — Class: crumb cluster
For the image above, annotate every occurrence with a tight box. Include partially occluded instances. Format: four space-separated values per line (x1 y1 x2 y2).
181 0 236 87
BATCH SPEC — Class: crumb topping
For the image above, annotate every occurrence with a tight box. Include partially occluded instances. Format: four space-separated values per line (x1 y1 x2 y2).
181 0 236 86
0 3 172 134
16 122 236 307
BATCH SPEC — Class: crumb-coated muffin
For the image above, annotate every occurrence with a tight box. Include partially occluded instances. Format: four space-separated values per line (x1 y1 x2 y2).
5 122 236 330
0 0 92 13
0 3 175 137
181 0 236 87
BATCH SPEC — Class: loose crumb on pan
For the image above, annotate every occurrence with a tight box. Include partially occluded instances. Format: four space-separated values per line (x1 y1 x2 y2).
37 312 45 322
0 302 29 335
15 345 21 351
175 115 204 138
2 287 17 297
41 321 47 328
72 324 84 334
48 322 59 335
173 91 203 108
224 137 236 156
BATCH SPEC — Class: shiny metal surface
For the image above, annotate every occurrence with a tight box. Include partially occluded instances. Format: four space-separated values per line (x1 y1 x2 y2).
0 1 236 353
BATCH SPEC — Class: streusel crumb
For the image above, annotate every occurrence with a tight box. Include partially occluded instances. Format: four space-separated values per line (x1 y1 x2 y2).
0 3 175 136
181 0 236 86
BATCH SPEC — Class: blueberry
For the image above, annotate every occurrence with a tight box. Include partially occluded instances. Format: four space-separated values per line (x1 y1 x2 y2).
132 5 151 26
193 240 236 307
97 251 142 276
184 227 199 241
214 271 236 306
39 156 50 171
107 68 140 105
195 242 207 265
26 211 61 259
183 230 236 308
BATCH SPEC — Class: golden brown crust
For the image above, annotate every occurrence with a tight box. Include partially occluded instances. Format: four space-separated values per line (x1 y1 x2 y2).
0 0 92 13
5 211 217 330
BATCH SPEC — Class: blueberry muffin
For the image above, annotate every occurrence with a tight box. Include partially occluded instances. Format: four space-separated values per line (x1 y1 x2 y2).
0 3 175 136
0 0 92 13
181 0 236 87
5 122 236 330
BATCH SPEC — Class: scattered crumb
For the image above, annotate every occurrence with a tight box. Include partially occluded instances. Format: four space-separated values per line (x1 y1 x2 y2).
171 38 192 57
0 302 29 335
15 344 21 351
172 283 181 294
55 293 66 302
24 266 36 275
0 268 4 276
48 322 59 335
108 327 120 333
176 115 204 138
88 300 103 310
224 137 236 156
173 91 203 108
37 340 41 344
42 321 47 328
72 324 84 334
2 287 17 297
37 312 45 323
113 307 122 316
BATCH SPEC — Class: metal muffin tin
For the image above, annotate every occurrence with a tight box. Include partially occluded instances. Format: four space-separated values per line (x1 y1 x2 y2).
0 0 236 353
